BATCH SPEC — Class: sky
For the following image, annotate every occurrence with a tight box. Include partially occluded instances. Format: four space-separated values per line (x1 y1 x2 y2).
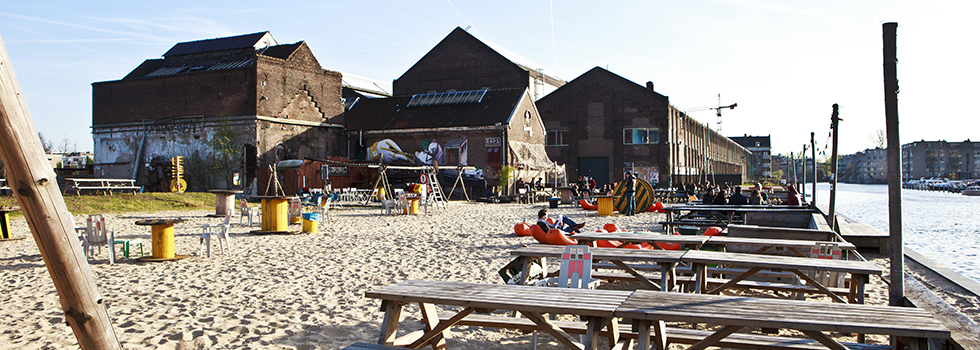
1 0 977 156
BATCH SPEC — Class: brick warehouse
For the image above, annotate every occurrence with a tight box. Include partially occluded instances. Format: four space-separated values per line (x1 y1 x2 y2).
91 32 345 192
536 67 751 188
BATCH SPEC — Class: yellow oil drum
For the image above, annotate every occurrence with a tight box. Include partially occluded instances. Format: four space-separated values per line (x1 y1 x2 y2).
151 224 176 259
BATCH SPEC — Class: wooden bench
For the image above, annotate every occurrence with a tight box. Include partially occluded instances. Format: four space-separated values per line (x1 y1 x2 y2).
440 312 890 350
340 342 404 350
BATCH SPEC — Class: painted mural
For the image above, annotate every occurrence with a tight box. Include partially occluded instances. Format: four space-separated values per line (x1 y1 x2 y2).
368 138 456 165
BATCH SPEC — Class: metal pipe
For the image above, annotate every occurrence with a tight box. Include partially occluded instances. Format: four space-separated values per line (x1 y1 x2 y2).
883 22 904 308
828 104 841 231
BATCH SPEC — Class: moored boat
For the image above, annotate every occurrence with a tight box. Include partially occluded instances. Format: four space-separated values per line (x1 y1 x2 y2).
962 185 980 196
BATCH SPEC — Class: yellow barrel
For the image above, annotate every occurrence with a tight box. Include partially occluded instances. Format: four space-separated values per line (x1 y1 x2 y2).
408 198 419 214
261 198 289 231
150 224 176 259
376 187 386 200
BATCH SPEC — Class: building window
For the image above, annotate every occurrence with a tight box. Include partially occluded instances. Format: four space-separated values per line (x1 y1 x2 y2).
623 128 660 145
547 130 568 146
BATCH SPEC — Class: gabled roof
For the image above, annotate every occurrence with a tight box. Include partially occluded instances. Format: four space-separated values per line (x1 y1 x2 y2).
260 42 301 60
539 67 665 104
729 135 772 148
345 88 526 130
163 31 277 57
341 72 392 97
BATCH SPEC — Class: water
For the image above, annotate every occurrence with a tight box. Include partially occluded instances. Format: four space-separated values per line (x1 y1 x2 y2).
809 182 980 282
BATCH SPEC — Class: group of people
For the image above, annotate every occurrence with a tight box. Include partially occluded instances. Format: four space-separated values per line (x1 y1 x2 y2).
570 175 598 197
699 182 802 206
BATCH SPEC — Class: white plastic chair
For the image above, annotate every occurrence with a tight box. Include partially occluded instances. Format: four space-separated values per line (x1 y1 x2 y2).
239 199 259 226
809 242 843 287
315 195 331 222
201 209 232 257
531 245 599 348
82 214 115 264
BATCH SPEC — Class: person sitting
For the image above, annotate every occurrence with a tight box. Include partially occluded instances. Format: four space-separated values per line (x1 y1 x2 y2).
749 189 767 205
785 184 803 206
702 186 717 204
534 177 544 191
536 208 586 233
728 186 749 205
712 187 729 205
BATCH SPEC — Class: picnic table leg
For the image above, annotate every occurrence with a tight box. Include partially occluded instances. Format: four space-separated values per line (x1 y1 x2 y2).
854 274 868 343
418 303 448 350
584 316 613 350
407 306 475 349
660 263 676 292
603 317 621 350
688 325 744 350
693 263 706 294
378 300 404 345
522 311 584 350
791 269 848 304
635 319 667 350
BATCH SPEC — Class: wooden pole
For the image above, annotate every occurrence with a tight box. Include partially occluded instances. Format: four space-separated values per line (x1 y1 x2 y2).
810 132 817 206
883 22 904 308
0 34 121 349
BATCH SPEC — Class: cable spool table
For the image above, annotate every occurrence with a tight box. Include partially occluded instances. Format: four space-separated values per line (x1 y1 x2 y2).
250 196 299 235
0 206 25 241
135 218 188 261
208 190 243 217
593 195 616 216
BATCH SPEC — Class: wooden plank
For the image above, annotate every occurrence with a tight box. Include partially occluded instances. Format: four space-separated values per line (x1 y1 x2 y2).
688 325 744 350
0 34 121 350
616 290 950 339
680 249 882 275
522 311 583 350
799 330 848 350
407 307 473 349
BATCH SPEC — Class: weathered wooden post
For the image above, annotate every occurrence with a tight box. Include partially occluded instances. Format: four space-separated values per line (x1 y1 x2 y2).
0 34 121 349
882 22 904 309
827 104 841 231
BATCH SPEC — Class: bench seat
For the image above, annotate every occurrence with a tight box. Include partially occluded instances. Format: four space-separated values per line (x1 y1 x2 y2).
441 313 888 350
340 342 404 350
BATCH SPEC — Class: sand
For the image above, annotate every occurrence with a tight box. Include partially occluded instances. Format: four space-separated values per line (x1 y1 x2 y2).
0 201 898 349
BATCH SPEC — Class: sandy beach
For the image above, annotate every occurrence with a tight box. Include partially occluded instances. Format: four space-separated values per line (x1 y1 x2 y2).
0 201 896 349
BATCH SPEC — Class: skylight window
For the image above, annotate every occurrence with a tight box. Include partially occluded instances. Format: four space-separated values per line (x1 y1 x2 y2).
407 89 487 107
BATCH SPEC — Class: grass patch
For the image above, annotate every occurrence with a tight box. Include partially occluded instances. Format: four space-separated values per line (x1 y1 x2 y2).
0 192 216 218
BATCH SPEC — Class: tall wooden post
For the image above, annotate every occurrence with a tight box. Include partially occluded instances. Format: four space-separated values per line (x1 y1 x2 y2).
801 145 807 199
827 104 841 231
810 132 817 206
883 22 904 308
0 35 121 349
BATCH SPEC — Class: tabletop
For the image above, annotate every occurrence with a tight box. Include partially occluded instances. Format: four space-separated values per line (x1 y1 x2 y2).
0 206 21 213
365 279 632 318
511 244 686 264
707 235 857 251
573 232 707 246
662 205 815 213
616 289 950 339
680 249 882 275
208 189 243 194
135 218 187 226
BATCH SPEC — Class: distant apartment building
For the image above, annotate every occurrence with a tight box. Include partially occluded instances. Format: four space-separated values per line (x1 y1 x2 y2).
902 140 980 180
728 135 770 181
840 148 886 184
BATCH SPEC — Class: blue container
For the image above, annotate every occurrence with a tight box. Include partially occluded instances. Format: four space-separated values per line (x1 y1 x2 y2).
302 212 320 222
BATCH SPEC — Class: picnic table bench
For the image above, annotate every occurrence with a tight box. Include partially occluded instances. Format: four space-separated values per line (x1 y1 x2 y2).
619 289 948 350
64 178 140 195
365 280 948 350
661 205 816 232
365 280 632 350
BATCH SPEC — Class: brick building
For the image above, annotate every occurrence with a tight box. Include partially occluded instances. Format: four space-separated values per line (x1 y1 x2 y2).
902 140 980 180
839 148 887 184
729 135 770 181
535 67 751 188
393 27 565 100
91 32 345 192
344 88 556 194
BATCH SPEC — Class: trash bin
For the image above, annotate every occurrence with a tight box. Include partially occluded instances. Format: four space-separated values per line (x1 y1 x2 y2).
302 212 319 233
548 197 560 208
678 226 700 235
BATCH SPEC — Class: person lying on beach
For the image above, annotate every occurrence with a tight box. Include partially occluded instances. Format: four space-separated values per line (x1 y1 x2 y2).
536 208 586 233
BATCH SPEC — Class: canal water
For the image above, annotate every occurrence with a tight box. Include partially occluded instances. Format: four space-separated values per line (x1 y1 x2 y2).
809 182 980 283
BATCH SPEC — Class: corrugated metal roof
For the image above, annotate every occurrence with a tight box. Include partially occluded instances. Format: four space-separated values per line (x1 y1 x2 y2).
341 72 392 97
163 32 276 57
345 88 526 131
145 65 187 77
206 58 254 71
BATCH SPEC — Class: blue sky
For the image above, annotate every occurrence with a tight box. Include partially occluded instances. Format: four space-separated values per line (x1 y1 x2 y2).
1 0 977 156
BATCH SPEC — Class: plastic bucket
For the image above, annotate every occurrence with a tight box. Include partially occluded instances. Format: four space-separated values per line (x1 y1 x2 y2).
548 197 560 208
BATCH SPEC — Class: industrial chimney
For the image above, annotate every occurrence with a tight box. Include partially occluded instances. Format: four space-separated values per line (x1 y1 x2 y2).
646 81 654 91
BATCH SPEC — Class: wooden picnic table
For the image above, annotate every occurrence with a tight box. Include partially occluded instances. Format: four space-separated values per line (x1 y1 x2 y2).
64 178 140 195
680 249 882 304
365 280 632 350
707 235 856 257
573 232 709 250
512 244 685 291
661 205 816 232
617 289 950 350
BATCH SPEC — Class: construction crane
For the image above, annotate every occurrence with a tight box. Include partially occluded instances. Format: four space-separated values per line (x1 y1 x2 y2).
685 94 737 133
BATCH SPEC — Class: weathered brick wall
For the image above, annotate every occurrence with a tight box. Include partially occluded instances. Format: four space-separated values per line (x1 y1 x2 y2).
92 69 256 125
393 28 531 95
255 43 344 124
536 68 670 184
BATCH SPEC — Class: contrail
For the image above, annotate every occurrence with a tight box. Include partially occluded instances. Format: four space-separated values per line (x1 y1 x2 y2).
445 0 482 39
550 0 558 69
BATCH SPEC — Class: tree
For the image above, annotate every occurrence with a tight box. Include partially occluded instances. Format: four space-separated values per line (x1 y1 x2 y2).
204 120 240 189
56 136 77 153
868 129 886 149
37 132 52 153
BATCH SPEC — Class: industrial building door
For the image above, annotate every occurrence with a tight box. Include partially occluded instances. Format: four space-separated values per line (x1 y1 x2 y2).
577 157 609 187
